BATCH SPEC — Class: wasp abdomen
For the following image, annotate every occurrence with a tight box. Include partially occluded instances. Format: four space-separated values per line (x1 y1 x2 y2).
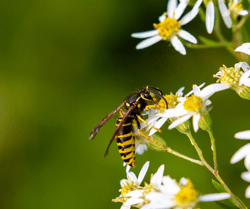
115 116 135 168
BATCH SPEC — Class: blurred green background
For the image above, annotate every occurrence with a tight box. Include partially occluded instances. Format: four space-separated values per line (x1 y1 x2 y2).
0 0 250 208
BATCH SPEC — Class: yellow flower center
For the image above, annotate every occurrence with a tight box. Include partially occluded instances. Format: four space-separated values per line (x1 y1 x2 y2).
175 180 198 206
214 65 243 87
154 94 179 113
183 95 203 113
153 14 181 40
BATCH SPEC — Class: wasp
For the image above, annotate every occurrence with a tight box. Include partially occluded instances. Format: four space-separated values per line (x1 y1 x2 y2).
89 86 168 168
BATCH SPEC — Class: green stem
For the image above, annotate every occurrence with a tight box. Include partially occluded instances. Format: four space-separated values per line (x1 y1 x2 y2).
208 131 218 174
166 147 203 166
186 132 245 209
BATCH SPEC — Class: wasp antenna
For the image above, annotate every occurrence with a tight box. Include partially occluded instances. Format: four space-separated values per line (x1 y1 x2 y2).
147 86 163 95
148 90 168 109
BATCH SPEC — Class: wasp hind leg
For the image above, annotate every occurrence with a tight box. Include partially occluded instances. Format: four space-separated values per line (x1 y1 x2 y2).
136 115 162 133
137 129 167 152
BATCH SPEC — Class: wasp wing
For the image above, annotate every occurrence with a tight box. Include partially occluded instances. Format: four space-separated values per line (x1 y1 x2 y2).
104 102 137 157
89 100 126 140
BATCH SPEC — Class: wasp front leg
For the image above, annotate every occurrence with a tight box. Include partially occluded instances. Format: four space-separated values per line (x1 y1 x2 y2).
136 115 162 133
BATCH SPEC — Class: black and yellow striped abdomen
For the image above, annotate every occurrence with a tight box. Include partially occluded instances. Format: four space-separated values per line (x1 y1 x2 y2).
115 116 135 168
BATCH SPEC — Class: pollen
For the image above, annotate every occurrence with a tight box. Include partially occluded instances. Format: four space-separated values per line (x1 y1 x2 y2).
175 180 197 206
183 95 203 113
214 65 243 86
153 13 181 40
156 94 179 113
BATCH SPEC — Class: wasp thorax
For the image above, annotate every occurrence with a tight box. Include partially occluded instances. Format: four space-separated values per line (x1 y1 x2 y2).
153 14 181 40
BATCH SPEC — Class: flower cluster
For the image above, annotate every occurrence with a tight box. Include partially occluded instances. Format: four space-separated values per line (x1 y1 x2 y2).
114 162 231 209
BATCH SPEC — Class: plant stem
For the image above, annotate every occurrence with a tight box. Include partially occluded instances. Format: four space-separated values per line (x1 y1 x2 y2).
208 131 218 174
186 132 245 209
166 147 203 165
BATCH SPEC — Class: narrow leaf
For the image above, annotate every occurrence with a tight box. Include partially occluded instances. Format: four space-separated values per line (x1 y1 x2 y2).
215 202 238 209
199 36 226 47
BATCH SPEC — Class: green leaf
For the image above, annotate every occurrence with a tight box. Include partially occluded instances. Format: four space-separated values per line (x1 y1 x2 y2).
212 180 248 209
199 36 226 47
215 202 238 209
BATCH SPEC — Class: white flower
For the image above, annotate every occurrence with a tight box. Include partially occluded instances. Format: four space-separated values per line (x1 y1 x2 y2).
131 0 199 55
229 0 248 18
241 171 250 198
142 176 230 209
166 83 228 132
235 43 250 55
231 130 250 170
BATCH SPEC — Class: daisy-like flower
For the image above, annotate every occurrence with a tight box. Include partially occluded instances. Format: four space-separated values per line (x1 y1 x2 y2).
214 62 250 100
157 83 228 132
231 130 250 170
131 0 200 55
113 162 165 209
241 170 250 198
228 0 248 19
235 43 250 55
143 176 231 209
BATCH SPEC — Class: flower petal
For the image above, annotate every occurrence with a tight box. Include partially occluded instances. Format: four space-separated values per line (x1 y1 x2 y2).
135 36 162 50
218 0 232 28
127 172 138 183
230 143 250 164
174 0 189 20
239 10 249 16
169 114 192 130
131 30 159 39
125 197 143 206
176 87 185 96
149 117 168 136
126 190 144 198
168 0 177 18
179 177 188 186
193 84 201 97
201 83 229 100
241 171 250 182
206 1 215 34
245 154 250 170
180 0 202 26
151 164 164 187
235 43 250 55
235 62 250 72
159 14 166 23
199 193 231 202
246 185 250 198
235 130 250 139
138 161 150 185
161 176 180 194
159 107 188 118
171 36 186 55
178 29 197 44
193 113 200 132
239 70 250 86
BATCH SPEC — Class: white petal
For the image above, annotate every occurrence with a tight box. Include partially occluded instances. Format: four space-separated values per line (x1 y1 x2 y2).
135 36 162 50
121 205 130 209
205 99 212 106
131 30 159 39
200 83 229 100
245 154 250 170
206 1 215 34
186 82 206 96
239 70 250 86
151 165 164 186
178 29 197 44
230 144 250 164
193 84 201 97
179 177 188 186
120 179 127 187
180 0 202 25
149 117 168 136
168 0 177 18
127 172 138 183
246 185 250 198
243 78 250 87
235 62 250 72
218 0 232 28
125 197 143 206
159 14 166 23
193 0 203 11
176 87 185 96
235 43 250 55
241 171 250 182
174 0 189 20
126 190 144 198
193 114 200 132
171 36 186 55
235 131 250 139
159 107 188 118
161 176 180 194
136 144 148 155
199 193 231 202
239 10 249 16
126 165 131 173
138 161 150 185
169 114 192 129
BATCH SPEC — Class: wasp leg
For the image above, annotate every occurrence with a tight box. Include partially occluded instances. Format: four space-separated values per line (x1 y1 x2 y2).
137 115 162 133
137 129 167 152
144 105 157 111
